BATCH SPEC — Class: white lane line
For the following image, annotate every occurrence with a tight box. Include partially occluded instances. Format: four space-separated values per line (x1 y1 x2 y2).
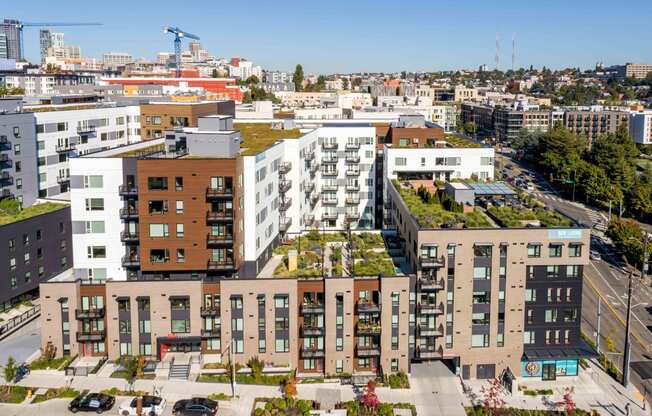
589 262 649 329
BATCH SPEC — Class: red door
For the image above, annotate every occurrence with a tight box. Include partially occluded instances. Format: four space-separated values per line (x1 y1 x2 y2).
160 343 169 360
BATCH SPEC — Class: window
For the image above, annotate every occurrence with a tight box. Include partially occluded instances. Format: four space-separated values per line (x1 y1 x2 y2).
176 249 185 263
259 339 266 353
23 252 29 264
9 257 16 271
471 334 489 348
60 257 68 268
395 157 407 166
275 338 289 352
523 331 535 344
36 229 42 240
120 342 132 356
139 343 152 356
563 308 577 323
119 320 131 335
549 244 562 257
336 360 343 373
234 340 244 354
544 309 557 323
171 319 190 333
472 312 490 325
231 318 243 331
14 144 20 155
149 248 170 263
139 320 151 334
527 244 541 257
83 175 103 188
473 245 492 257
525 289 536 302
176 223 184 237
85 198 104 211
472 291 490 304
86 221 104 234
87 246 106 259
275 296 289 308
567 265 580 278
15 161 21 172
147 177 168 190
176 200 184 214
149 224 169 237
8 239 14 251
148 200 168 214
336 337 343 351
568 244 582 257
546 265 560 278
473 266 491 280
175 177 183 191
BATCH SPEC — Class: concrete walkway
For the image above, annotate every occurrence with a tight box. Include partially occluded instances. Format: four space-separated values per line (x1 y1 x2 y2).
410 362 466 416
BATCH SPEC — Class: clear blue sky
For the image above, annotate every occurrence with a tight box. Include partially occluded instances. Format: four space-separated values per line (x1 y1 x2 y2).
6 0 652 74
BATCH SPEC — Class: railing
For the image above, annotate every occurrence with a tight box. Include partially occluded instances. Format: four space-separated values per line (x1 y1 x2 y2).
279 217 292 232
345 184 360 192
279 198 292 211
120 231 139 242
321 184 338 192
207 259 235 270
118 185 138 196
201 328 221 338
0 304 40 338
76 331 105 342
56 175 69 184
345 212 359 221
206 211 233 222
356 346 381 357
322 213 338 220
300 303 325 314
121 255 140 268
300 347 325 358
305 152 315 161
345 142 361 150
420 255 445 268
346 169 360 176
279 162 292 174
345 197 360 205
321 169 338 177
321 198 338 205
207 234 234 245
206 187 233 198
322 142 338 149
418 325 443 337
279 180 292 193
77 125 97 134
357 301 381 313
322 157 338 164
303 214 315 226
200 307 220 317
345 155 361 163
75 308 105 319
420 278 445 291
301 326 324 337
356 323 381 335
119 207 138 218
304 183 315 193
416 348 442 359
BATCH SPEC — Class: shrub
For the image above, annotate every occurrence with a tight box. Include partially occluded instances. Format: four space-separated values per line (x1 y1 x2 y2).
387 372 410 389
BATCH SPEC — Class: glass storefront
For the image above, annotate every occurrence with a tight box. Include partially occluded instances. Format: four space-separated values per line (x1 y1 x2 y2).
520 359 578 378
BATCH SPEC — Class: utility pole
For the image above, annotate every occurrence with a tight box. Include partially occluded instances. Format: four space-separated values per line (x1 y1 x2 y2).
623 270 634 388
571 168 577 202
596 298 601 355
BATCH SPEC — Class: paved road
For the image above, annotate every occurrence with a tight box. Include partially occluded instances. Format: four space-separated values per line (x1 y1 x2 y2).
410 362 465 416
0 318 41 365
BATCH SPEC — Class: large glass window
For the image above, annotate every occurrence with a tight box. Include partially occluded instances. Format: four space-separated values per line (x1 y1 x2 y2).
171 319 190 333
149 224 169 237
147 177 168 190
473 266 491 280
527 244 541 258
568 244 582 257
471 334 489 348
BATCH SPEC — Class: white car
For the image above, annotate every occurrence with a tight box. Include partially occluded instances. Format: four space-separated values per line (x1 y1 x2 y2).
118 396 165 416
590 250 601 261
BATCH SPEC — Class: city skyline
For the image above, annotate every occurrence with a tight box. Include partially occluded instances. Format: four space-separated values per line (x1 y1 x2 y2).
6 0 652 73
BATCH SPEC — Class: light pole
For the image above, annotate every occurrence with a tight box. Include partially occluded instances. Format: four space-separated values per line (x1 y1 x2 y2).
222 339 236 397
623 268 633 388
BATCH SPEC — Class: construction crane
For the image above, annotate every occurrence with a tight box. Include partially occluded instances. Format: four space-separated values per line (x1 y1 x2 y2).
6 21 103 60
163 26 199 77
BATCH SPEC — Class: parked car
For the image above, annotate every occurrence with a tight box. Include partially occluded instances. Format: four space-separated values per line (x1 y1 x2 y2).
526 183 535 192
590 250 601 261
14 363 29 382
118 395 166 416
172 398 218 416
69 393 115 413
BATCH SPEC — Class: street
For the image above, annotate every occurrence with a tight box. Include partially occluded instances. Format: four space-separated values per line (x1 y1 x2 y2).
0 319 41 365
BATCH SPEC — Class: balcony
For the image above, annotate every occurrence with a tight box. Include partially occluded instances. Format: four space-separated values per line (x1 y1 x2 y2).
305 151 315 161
77 125 97 135
304 183 315 193
279 217 292 232
0 189 13 199
75 308 105 319
121 255 140 268
76 331 105 342
345 197 360 205
200 306 220 317
118 185 138 197
321 184 338 192
207 259 235 271
419 303 444 315
345 142 361 150
55 143 76 153
420 278 445 291
357 301 381 314
420 255 445 268
356 346 381 357
345 212 359 222
303 214 315 226
301 326 324 337
301 303 325 314
0 137 11 151
279 180 292 193
345 155 360 163
206 187 233 199
416 349 443 359
300 347 325 358
279 198 292 211
345 184 360 192
279 162 292 174
322 142 338 150
207 234 234 246
0 154 11 169
321 169 338 177
309 163 320 175
119 207 138 219
322 157 338 164
321 198 338 206
56 175 69 184
356 323 381 336
120 231 139 243
346 169 360 177
322 212 338 221
206 211 233 223
201 328 221 338
309 194 319 205
418 326 443 337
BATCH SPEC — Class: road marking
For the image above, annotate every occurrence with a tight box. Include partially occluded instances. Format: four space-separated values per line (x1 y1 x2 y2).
584 270 650 352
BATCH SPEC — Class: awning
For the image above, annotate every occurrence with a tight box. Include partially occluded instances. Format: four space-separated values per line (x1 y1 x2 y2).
523 340 597 361
474 242 494 246
156 336 201 345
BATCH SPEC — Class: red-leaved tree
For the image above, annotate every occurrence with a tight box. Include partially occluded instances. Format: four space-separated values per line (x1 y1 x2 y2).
361 380 380 410
481 378 506 414
556 386 576 414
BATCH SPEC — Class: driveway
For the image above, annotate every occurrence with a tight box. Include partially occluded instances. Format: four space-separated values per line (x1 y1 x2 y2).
0 318 41 365
410 361 466 416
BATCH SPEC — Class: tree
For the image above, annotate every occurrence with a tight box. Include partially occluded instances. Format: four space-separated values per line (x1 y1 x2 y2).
361 380 380 410
120 356 144 392
245 75 260 85
292 64 304 92
341 78 349 90
556 387 576 413
538 126 586 182
607 218 651 268
211 69 218 78
351 77 362 88
480 378 506 414
462 121 476 136
589 126 638 190
3 357 16 393
283 376 297 398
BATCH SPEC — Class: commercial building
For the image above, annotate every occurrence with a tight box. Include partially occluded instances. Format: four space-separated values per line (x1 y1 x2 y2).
494 106 551 143
630 111 652 145
0 98 39 206
102 53 134 69
0 19 21 61
140 101 235 139
0 202 72 312
39 30 64 65
563 110 629 143
103 77 244 103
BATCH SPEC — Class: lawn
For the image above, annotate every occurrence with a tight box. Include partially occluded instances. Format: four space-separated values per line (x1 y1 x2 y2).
443 134 481 148
28 355 76 371
487 205 572 228
101 387 148 396
31 388 79 403
392 180 492 228
0 386 30 403
0 202 68 226
198 373 288 386
465 407 591 415
110 370 155 380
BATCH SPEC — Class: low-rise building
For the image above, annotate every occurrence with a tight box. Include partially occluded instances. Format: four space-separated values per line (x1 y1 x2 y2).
629 110 652 145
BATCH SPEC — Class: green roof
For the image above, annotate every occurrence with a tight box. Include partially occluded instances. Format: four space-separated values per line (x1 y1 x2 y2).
237 123 303 156
0 202 68 226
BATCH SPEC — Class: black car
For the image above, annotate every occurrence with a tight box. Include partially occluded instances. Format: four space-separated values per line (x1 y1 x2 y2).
69 393 116 414
172 397 218 416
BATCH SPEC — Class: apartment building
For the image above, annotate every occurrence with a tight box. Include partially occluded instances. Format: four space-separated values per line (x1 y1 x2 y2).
494 107 551 142
0 98 39 206
0 202 72 312
623 63 652 79
386 178 591 381
454 86 478 102
34 104 142 198
563 110 629 143
629 111 652 145
4 73 95 96
140 101 235 140
460 103 495 138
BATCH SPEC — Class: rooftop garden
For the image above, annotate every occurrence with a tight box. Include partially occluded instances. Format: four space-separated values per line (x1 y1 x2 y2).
486 193 573 228
392 180 492 228
443 134 481 148
237 123 303 156
0 200 68 226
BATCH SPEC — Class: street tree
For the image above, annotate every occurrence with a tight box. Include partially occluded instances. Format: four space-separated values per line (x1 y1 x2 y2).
292 64 304 91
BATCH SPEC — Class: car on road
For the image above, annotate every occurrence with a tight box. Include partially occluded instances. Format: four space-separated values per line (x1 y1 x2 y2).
69 393 115 413
118 395 166 416
526 183 534 192
172 398 218 416
590 250 601 261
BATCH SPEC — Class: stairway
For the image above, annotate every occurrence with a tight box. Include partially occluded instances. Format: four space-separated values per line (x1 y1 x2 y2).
168 363 190 380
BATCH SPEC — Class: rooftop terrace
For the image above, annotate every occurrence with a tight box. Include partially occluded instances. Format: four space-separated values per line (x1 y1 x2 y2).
0 202 68 226
237 123 304 156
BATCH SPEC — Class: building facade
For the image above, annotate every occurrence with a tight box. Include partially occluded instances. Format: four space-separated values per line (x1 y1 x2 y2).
140 101 235 140
563 110 629 143
629 111 652 145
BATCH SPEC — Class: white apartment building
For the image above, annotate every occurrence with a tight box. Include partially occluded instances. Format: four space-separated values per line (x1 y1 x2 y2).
336 92 372 110
630 111 652 145
102 52 134 68
34 104 141 198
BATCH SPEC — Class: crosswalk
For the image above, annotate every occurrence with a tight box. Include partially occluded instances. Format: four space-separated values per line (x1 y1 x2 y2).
532 192 565 203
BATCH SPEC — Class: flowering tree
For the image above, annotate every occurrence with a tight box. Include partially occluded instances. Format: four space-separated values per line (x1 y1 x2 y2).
361 380 380 410
556 387 576 413
480 378 506 414
284 376 298 398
